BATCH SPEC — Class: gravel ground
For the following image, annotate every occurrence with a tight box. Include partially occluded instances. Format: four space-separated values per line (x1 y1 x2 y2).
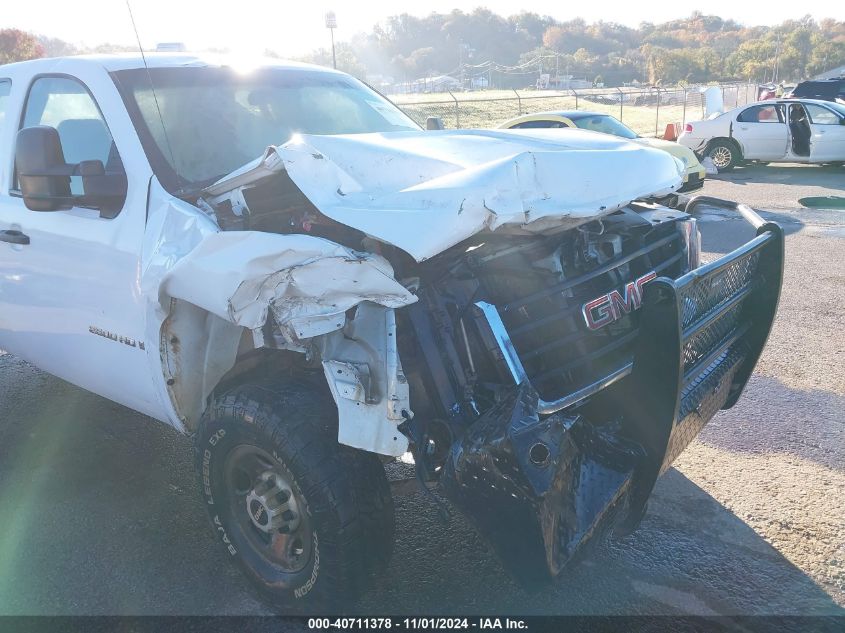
0 167 841 616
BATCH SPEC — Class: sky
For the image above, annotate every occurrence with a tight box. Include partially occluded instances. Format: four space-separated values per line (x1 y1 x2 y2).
8 0 845 58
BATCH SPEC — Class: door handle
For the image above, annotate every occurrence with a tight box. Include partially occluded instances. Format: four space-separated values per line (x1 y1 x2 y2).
0 230 30 245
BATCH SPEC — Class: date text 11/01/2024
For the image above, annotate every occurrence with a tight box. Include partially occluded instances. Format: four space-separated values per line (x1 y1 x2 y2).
308 618 528 629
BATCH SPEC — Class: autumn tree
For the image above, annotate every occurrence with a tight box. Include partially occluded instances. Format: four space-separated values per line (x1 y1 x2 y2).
0 29 44 65
352 11 844 85
10 12 844 87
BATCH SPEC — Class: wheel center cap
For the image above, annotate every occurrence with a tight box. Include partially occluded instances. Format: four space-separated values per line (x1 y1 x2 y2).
249 499 269 527
244 470 301 534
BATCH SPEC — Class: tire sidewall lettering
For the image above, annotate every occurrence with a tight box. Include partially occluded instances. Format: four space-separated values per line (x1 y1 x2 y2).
294 532 319 599
202 428 228 506
202 448 214 505
208 428 226 446
213 514 238 556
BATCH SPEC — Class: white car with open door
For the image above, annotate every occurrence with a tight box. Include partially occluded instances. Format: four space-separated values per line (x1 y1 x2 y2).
678 98 845 170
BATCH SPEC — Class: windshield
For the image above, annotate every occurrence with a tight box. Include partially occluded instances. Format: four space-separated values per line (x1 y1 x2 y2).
569 114 638 139
112 66 420 193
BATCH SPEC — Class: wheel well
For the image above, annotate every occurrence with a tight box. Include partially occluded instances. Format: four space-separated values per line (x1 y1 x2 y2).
705 137 743 160
212 347 317 399
160 299 315 432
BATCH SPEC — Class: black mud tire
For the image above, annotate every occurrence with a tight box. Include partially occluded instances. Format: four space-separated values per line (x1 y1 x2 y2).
706 139 740 171
195 382 394 612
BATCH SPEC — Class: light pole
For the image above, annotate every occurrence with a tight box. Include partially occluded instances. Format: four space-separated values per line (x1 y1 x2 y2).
771 34 780 84
325 11 337 70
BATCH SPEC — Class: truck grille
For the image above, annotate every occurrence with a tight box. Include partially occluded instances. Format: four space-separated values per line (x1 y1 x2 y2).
476 225 687 402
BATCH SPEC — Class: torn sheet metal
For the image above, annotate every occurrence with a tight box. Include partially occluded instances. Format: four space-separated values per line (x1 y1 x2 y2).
141 179 417 439
320 303 411 456
205 129 685 262
158 231 417 345
140 179 224 431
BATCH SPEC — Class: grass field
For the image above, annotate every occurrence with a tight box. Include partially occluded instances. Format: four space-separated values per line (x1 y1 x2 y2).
390 86 753 137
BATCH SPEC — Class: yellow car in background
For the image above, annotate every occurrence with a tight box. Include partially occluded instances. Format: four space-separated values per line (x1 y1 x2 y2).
499 111 706 192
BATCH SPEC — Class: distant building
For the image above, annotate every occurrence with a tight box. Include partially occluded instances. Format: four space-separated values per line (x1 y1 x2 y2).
155 42 187 52
548 75 592 90
365 74 395 94
401 75 462 94
469 76 489 90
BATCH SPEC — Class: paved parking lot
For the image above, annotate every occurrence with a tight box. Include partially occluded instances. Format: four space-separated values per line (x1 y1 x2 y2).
698 162 844 211
0 165 842 616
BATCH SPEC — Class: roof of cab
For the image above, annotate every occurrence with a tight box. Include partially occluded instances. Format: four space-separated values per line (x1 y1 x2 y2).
0 52 339 75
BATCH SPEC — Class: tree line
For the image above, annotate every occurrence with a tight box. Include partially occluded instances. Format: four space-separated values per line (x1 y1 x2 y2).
302 11 844 87
2 10 843 87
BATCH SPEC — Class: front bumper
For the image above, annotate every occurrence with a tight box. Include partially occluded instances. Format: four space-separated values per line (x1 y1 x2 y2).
679 169 705 192
677 135 707 156
441 196 784 585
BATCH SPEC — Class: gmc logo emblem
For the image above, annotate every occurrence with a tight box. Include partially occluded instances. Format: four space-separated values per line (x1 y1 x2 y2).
581 271 657 331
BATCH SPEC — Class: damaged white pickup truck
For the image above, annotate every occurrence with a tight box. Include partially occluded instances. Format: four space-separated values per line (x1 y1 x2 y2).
0 55 783 609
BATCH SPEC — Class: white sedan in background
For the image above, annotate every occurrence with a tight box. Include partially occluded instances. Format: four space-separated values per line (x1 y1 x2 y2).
678 99 845 170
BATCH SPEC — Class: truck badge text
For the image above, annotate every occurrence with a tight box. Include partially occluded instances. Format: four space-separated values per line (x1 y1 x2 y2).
581 271 657 331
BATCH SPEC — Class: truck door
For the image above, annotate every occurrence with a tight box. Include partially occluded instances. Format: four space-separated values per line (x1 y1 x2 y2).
732 104 788 160
0 70 166 422
804 103 845 162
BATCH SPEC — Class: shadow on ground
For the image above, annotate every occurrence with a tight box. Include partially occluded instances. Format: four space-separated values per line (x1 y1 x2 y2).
363 467 843 616
712 164 844 189
698 374 843 472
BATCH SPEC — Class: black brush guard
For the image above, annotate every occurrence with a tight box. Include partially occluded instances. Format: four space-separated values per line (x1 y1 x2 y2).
441 197 784 586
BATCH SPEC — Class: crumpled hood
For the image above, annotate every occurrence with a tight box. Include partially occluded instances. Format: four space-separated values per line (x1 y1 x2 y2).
205 128 684 261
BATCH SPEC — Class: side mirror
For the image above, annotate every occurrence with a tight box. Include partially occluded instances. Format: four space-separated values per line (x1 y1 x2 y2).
15 126 127 216
78 159 128 219
426 116 445 130
15 126 73 211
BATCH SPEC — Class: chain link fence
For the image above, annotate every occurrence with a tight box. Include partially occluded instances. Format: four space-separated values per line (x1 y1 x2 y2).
392 83 759 137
